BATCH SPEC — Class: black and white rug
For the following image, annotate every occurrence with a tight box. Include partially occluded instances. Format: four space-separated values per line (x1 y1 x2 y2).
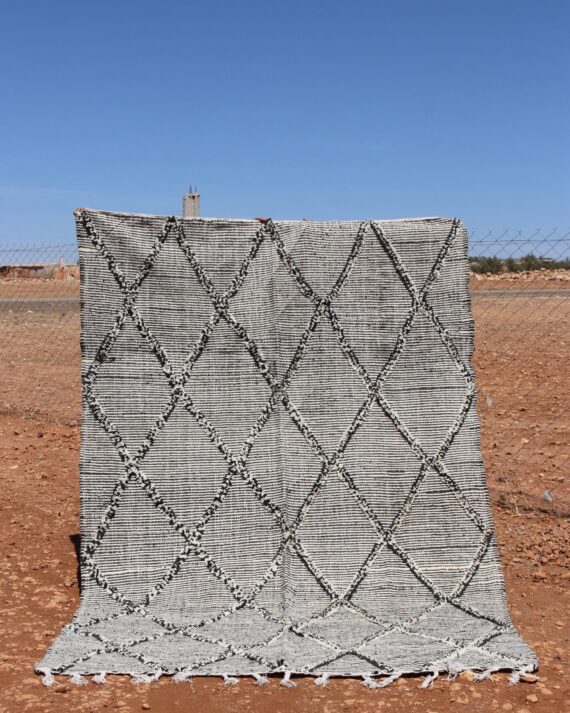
37 210 536 687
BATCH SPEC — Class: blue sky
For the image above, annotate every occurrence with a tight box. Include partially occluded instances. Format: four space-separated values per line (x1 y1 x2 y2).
1 0 568 246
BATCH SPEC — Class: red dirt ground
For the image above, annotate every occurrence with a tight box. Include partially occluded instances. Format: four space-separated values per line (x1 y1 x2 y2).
0 276 568 712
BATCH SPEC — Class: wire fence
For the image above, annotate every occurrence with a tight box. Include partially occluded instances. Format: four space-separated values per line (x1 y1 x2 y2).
0 231 568 520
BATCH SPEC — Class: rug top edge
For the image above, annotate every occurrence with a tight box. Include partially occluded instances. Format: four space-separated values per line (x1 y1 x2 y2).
74 207 462 226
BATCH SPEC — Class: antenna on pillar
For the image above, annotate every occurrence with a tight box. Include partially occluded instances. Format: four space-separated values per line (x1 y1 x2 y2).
183 185 200 218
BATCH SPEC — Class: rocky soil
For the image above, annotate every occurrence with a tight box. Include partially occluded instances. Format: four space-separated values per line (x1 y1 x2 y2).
0 279 568 713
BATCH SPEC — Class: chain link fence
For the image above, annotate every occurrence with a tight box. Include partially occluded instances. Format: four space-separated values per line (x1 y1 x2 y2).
1 231 568 519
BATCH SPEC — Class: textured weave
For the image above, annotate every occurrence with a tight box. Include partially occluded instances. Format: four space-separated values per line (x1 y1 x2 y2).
37 210 536 682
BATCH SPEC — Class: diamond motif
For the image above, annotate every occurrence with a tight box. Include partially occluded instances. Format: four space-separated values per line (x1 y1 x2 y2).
230 238 317 377
246 402 324 521
200 608 283 648
141 406 232 532
406 602 496 641
130 634 225 670
181 218 260 294
349 547 437 623
145 551 239 626
456 541 512 621
382 311 468 455
394 469 484 594
342 403 423 529
253 629 331 670
80 248 125 364
92 318 171 451
136 235 215 370
185 319 272 454
304 606 383 649
286 317 369 454
296 471 378 593
92 480 185 604
279 549 335 623
285 221 360 297
359 630 456 667
333 229 412 376
200 477 282 592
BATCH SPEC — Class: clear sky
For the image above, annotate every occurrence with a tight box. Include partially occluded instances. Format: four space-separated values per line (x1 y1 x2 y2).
1 0 568 245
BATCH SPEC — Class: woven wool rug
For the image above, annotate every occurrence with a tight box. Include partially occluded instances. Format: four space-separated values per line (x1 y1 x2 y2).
37 209 536 687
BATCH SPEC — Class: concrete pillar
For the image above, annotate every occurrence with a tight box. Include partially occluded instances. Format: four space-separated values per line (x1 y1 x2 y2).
182 190 200 218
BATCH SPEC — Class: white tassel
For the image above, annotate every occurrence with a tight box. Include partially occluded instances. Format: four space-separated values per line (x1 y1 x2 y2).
173 669 192 684
509 664 535 686
131 670 162 684
93 671 107 684
314 672 330 686
421 669 440 689
223 673 239 686
376 671 403 688
38 667 55 687
280 671 296 688
446 661 464 680
361 675 379 689
253 673 269 685
474 667 499 682
69 672 88 685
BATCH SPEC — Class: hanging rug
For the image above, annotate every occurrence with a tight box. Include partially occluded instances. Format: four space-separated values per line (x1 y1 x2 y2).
37 210 537 687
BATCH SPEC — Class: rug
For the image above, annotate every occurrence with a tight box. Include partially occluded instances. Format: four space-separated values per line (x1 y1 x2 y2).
36 209 537 686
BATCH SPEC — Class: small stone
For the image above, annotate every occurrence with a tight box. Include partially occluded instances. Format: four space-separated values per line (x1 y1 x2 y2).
54 684 69 693
540 688 553 696
525 694 538 704
501 704 513 711
142 705 150 711
520 673 539 683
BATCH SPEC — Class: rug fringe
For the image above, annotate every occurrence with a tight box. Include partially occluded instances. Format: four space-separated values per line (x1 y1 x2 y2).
509 664 535 686
37 667 55 687
173 669 193 684
376 671 404 688
361 674 379 688
280 671 296 688
68 672 88 685
474 665 502 682
445 661 465 680
421 669 440 688
35 664 537 687
131 670 162 684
